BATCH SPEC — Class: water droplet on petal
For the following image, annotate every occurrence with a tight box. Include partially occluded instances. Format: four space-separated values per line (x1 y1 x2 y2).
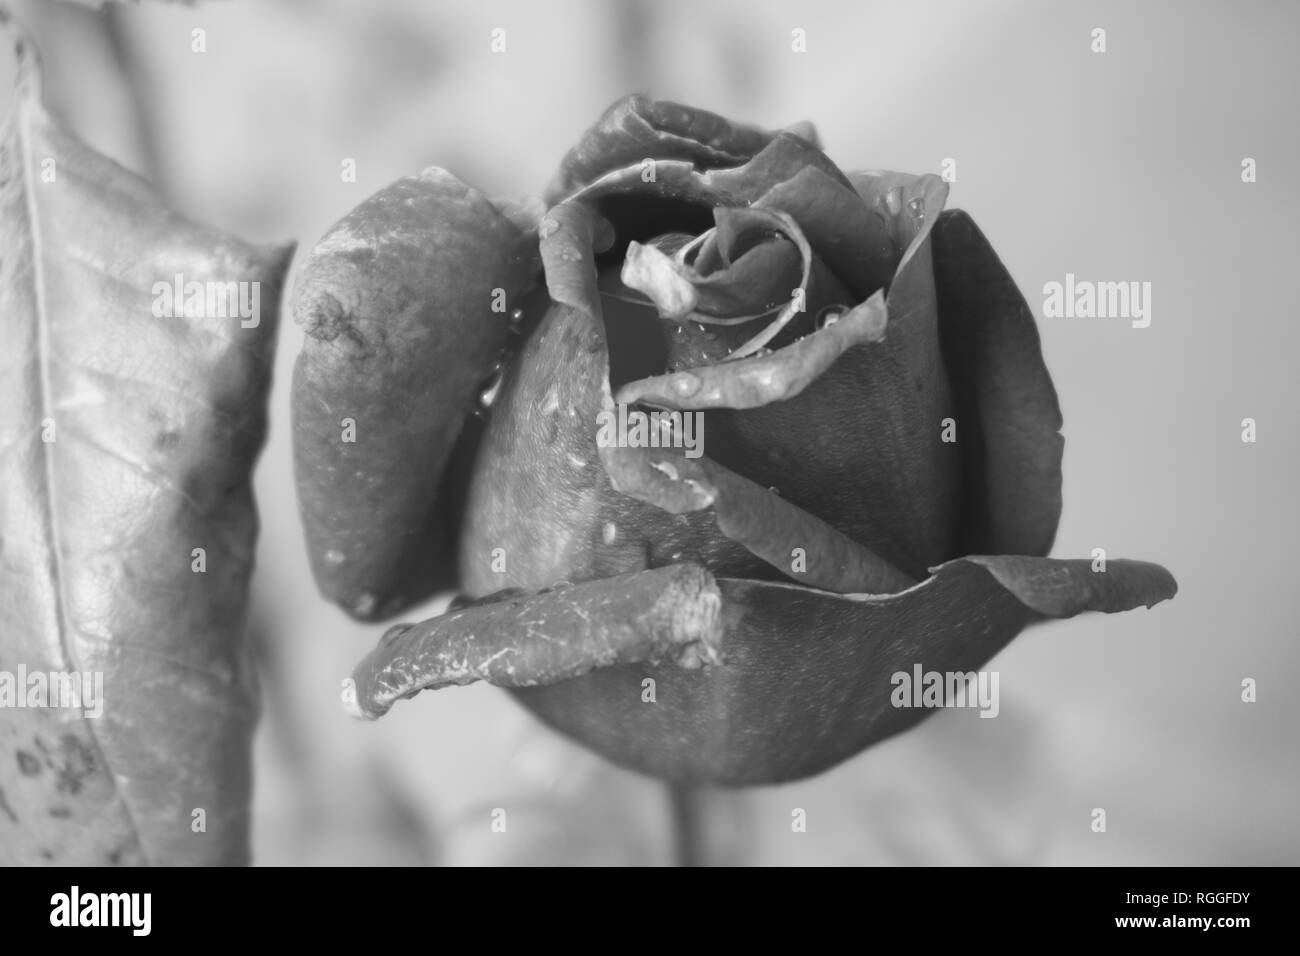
816 305 845 330
478 363 506 409
884 186 903 216
670 372 701 397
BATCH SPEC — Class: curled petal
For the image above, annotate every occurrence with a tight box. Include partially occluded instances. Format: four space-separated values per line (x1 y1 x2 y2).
846 169 948 273
614 290 888 410
755 165 894 297
292 168 539 620
347 564 724 719
958 555 1176 617
701 131 853 197
545 95 776 205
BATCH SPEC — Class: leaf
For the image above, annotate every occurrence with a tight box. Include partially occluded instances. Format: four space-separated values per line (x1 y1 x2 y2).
0 19 291 865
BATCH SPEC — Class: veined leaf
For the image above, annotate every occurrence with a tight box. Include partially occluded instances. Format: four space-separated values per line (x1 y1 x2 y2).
0 18 291 865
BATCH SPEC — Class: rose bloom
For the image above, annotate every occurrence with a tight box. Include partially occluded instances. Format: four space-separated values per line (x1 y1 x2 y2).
292 96 1175 784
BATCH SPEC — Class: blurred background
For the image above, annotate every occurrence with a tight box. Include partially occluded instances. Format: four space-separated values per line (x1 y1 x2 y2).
7 0 1298 864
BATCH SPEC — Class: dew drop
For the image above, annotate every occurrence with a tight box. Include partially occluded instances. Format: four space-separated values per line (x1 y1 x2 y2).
884 186 903 216
478 363 506 409
817 305 845 330
670 371 702 396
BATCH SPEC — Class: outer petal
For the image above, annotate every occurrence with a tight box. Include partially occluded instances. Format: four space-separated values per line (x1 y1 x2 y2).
929 210 1064 556
350 555 1176 785
291 168 539 620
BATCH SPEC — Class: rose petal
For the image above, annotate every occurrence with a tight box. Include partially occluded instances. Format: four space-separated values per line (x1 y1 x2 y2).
544 95 777 205
614 290 888 410
755 165 894 297
955 555 1176 617
292 167 539 620
701 131 853 196
846 169 948 267
347 564 725 719
460 202 775 597
691 235 803 318
525 555 1175 783
614 173 959 579
930 210 1065 556
355 554 1175 784
601 443 915 594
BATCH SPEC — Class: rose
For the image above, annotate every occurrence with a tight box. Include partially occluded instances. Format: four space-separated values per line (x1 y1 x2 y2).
292 96 1176 785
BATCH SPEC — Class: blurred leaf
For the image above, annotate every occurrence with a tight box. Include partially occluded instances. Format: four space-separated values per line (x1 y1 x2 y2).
0 17 290 864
